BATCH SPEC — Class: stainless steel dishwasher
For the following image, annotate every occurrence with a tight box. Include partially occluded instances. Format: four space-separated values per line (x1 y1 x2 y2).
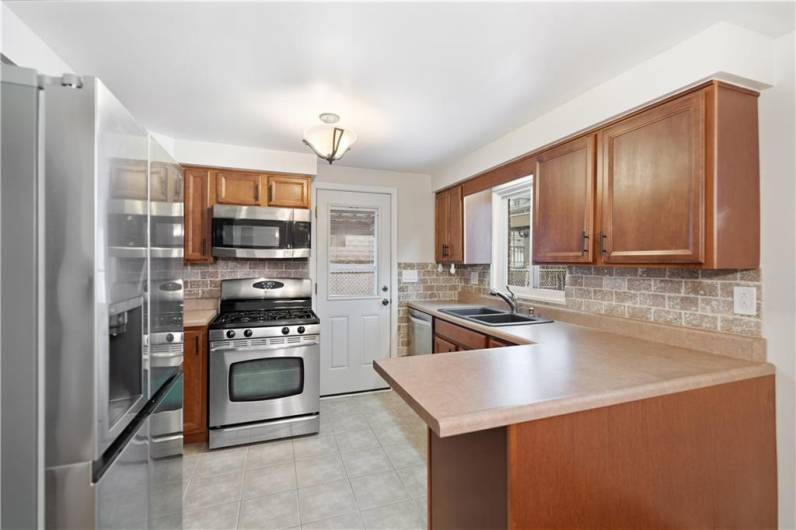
408 308 432 355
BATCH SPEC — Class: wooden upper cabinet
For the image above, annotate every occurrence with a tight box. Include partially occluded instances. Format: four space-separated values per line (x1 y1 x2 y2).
533 135 595 263
215 170 263 206
435 186 464 263
599 90 706 264
268 175 310 208
184 167 213 263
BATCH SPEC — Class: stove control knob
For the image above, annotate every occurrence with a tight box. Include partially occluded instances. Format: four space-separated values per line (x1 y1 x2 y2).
226 330 236 339
165 333 174 343
244 329 253 338
297 326 306 334
281 327 290 335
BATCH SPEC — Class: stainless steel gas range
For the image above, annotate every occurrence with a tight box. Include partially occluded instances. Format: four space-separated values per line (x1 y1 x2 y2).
208 278 320 449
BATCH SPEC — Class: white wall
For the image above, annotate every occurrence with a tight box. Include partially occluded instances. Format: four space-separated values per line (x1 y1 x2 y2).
432 22 777 190
0 4 72 74
161 136 318 176
759 31 796 530
315 164 435 263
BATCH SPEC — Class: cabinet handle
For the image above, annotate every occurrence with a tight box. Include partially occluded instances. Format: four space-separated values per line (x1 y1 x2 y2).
599 232 607 254
255 182 260 203
194 335 199 352
270 182 276 203
581 231 590 255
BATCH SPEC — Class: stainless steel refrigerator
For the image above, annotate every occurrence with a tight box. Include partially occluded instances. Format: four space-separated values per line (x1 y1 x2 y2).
1 64 185 529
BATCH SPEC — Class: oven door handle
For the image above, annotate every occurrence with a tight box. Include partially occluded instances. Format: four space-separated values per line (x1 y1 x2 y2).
210 342 318 353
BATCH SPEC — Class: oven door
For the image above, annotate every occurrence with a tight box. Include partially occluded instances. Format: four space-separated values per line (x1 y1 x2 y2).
212 204 292 258
209 341 320 428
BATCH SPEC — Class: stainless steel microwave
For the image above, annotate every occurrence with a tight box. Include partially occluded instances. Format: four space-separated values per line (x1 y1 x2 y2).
212 204 311 258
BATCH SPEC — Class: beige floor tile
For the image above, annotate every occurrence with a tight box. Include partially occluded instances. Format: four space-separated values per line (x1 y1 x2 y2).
301 512 364 530
340 446 393 478
293 434 338 461
295 453 346 488
184 471 243 511
360 500 422 530
328 414 370 433
194 447 248 478
297 479 357 524
238 490 299 530
334 427 380 453
382 443 425 470
183 500 239 530
242 462 297 499
247 440 294 470
395 466 426 499
349 471 410 510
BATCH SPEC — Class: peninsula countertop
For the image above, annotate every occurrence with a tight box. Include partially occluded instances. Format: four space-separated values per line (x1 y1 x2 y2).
374 301 774 437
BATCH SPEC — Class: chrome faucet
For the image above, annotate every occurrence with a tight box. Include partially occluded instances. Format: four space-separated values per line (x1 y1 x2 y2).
490 286 518 314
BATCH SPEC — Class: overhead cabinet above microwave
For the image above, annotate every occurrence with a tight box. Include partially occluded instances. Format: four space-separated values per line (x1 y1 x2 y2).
183 166 313 263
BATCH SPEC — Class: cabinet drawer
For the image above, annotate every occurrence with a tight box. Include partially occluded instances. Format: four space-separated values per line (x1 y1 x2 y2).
488 337 514 348
434 319 488 350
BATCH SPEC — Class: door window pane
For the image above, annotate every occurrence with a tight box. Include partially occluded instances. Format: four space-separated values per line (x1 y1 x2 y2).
328 208 377 297
229 357 303 401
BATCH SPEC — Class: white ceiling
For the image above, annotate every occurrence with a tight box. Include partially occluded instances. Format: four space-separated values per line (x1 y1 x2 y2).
8 1 794 172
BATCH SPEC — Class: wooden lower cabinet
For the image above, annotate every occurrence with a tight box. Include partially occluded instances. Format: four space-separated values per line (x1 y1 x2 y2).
432 318 516 353
434 336 458 353
183 326 208 443
428 376 776 530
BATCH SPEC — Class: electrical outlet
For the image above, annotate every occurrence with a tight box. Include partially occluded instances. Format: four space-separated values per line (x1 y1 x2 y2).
733 286 757 316
401 269 418 283
470 271 479 285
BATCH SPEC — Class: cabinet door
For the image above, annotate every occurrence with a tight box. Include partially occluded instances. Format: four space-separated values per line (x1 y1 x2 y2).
215 170 263 206
533 135 595 263
184 167 213 263
488 337 513 348
446 186 464 262
435 191 450 262
599 91 705 264
183 327 207 441
168 165 184 202
433 335 458 354
111 161 148 200
268 175 310 208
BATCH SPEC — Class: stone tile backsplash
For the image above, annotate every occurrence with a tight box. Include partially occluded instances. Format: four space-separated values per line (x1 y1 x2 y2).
396 262 763 355
397 262 489 355
564 266 762 336
184 258 309 299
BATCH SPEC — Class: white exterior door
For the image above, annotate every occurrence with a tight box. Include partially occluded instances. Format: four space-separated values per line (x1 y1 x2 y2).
316 189 392 395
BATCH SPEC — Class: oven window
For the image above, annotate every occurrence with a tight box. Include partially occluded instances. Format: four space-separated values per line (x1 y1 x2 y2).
214 219 283 249
228 357 304 401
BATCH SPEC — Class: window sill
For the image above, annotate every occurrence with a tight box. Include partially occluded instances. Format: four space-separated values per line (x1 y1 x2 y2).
514 290 566 306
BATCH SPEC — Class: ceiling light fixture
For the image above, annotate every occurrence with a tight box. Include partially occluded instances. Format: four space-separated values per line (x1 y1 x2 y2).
302 113 357 164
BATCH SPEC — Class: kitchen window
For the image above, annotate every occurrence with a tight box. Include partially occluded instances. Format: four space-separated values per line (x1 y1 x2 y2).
490 176 566 304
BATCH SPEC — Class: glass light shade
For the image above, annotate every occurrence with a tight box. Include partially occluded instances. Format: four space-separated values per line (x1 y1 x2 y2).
302 124 357 164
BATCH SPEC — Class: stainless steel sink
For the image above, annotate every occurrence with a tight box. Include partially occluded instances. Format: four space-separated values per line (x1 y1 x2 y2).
438 306 552 326
439 307 504 317
468 313 552 326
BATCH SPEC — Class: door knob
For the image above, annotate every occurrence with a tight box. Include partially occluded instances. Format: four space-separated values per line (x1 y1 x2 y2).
382 299 390 306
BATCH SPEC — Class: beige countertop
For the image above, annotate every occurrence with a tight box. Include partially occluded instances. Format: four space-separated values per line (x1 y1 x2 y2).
184 309 217 328
374 301 774 437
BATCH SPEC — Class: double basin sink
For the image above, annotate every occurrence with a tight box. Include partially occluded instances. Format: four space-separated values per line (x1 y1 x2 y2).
438 306 553 327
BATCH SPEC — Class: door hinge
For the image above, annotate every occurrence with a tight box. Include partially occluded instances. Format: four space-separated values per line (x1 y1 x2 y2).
315 282 318 294
314 206 318 219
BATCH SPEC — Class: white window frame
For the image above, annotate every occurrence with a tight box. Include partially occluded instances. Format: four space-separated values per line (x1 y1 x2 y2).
490 176 566 305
